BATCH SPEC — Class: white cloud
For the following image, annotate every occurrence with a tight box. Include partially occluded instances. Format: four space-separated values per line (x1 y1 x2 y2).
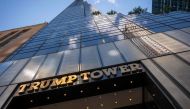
108 0 116 4
95 0 101 4
94 0 116 4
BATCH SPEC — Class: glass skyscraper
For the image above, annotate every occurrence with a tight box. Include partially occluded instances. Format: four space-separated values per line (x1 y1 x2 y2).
152 0 190 14
0 0 190 109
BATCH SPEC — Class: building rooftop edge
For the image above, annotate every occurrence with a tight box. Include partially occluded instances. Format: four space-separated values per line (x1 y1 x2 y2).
0 22 48 33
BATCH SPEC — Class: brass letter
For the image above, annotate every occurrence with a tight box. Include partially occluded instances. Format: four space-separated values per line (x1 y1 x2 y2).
18 84 28 94
119 65 131 75
90 70 103 80
27 82 40 93
129 63 142 73
102 67 117 77
50 76 67 88
80 72 90 82
67 75 78 85
40 80 51 90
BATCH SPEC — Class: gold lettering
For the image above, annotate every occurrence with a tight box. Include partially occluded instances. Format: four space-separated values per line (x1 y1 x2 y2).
27 82 40 93
102 67 117 77
67 75 77 85
91 70 103 80
119 65 131 75
18 84 28 94
129 63 142 73
50 76 67 88
40 80 51 90
17 63 143 95
80 72 90 82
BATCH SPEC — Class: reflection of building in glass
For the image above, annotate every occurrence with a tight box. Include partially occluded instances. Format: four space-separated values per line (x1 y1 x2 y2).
0 0 190 109
152 0 190 14
0 23 47 62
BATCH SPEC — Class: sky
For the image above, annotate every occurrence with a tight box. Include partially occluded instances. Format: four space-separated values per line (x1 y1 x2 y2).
0 0 152 31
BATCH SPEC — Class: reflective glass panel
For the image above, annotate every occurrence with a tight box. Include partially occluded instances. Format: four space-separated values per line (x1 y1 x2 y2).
58 49 79 75
34 52 63 79
13 55 46 83
81 46 102 71
98 43 124 66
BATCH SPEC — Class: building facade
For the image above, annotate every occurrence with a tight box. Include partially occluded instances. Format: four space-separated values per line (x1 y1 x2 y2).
152 0 190 14
0 23 47 62
0 0 190 109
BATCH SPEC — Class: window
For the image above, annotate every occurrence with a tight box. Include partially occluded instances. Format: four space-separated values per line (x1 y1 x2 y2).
13 55 45 83
0 59 29 86
0 31 17 41
58 49 80 75
0 29 30 48
35 52 63 79
98 42 124 66
115 39 147 62
81 46 102 70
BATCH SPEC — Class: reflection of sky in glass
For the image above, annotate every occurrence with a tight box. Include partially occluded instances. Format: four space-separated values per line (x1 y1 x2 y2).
143 21 148 24
19 56 45 81
23 69 35 78
68 43 77 49
64 50 71 55
68 35 80 48
102 39 106 43
69 37 78 43
0 61 13 74
117 35 124 40
108 50 119 56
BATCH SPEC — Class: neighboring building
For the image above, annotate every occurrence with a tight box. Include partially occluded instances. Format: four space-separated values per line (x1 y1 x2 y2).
0 0 190 109
0 23 47 62
152 0 190 14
